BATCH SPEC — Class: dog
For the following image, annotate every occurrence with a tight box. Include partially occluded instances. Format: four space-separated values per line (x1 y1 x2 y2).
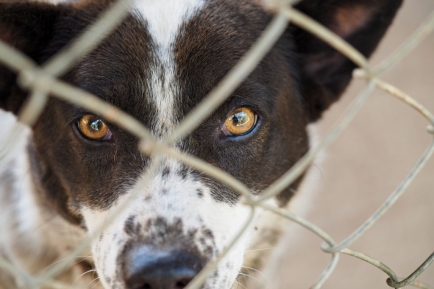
0 0 402 288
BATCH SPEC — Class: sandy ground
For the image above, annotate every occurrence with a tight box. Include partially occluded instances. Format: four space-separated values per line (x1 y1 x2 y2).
260 1 434 288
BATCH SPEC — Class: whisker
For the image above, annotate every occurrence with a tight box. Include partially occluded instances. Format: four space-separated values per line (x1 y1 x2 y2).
241 265 270 283
238 272 269 288
90 277 102 289
237 272 249 289
72 268 97 286
85 277 100 289
239 272 248 285
234 280 247 289
41 256 92 274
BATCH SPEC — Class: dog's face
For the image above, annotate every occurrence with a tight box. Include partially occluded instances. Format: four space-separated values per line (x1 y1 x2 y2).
0 0 401 288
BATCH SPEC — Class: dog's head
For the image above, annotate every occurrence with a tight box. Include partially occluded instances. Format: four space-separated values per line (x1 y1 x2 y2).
0 0 401 288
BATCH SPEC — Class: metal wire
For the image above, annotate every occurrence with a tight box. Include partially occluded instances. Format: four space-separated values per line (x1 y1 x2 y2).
0 0 433 288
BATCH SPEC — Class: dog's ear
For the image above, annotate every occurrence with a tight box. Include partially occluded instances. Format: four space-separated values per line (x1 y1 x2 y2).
0 2 67 113
293 0 403 121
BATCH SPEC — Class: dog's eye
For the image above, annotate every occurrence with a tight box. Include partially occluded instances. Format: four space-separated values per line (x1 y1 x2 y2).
77 114 112 141
223 107 257 136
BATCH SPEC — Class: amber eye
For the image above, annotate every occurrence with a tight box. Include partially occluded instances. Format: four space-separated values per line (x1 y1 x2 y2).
77 114 112 141
223 107 257 136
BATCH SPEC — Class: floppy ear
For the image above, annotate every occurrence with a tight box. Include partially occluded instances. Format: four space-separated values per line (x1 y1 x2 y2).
292 0 403 121
0 2 65 113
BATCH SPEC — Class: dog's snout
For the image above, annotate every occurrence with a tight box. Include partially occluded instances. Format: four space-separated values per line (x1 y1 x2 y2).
123 246 204 289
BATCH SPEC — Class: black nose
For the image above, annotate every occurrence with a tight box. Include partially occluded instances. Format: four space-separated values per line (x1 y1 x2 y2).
123 246 204 289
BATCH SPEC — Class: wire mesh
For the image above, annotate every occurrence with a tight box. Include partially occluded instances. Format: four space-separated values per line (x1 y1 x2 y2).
0 0 433 288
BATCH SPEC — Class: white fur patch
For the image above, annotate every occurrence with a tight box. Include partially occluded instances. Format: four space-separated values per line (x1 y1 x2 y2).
0 111 92 287
133 0 206 135
81 159 254 289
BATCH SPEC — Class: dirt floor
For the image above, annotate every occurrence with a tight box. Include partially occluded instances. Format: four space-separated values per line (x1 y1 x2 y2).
258 1 434 288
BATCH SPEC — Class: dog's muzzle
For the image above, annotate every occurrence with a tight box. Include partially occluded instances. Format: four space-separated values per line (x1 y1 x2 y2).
123 244 205 289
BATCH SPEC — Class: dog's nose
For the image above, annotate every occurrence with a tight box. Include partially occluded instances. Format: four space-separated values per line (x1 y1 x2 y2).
123 246 204 289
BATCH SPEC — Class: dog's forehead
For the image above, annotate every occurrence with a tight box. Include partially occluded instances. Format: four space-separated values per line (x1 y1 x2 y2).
91 0 269 135
132 0 206 45
129 0 206 135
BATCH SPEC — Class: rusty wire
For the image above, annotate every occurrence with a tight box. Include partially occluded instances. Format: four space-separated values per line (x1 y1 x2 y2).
0 0 433 288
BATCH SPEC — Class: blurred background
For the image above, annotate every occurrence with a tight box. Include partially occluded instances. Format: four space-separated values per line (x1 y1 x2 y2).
269 1 434 288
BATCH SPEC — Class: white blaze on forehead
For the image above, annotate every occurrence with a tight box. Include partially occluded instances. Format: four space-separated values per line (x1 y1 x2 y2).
133 0 206 135
134 0 206 46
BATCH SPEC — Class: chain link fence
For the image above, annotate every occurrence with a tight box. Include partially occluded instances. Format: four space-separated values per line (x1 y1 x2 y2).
0 0 433 288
